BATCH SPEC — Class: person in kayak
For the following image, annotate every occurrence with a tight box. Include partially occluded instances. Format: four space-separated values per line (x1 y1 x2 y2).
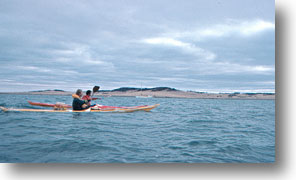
82 90 97 107
72 89 90 110
82 90 92 106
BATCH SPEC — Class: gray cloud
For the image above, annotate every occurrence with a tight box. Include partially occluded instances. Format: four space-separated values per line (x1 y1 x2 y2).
0 0 274 92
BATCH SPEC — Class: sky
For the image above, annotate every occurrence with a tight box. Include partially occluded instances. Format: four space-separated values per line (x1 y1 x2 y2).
0 0 275 93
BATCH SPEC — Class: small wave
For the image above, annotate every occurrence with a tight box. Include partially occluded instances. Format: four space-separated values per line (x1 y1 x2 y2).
169 146 184 150
217 144 252 154
188 140 217 146
188 119 223 124
181 152 195 157
37 139 121 154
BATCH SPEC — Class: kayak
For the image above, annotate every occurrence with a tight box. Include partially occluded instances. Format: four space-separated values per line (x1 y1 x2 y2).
28 101 72 108
27 101 152 109
0 104 160 113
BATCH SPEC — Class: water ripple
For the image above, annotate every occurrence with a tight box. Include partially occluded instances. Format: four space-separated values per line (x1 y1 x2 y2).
0 95 275 163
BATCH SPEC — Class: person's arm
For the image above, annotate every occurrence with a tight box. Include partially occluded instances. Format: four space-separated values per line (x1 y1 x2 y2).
82 104 88 109
78 99 89 109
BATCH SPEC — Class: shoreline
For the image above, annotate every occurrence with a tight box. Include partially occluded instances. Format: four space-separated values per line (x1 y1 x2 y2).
0 90 275 100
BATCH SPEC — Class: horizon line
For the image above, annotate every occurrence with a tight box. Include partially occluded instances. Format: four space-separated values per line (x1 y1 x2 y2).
0 86 275 94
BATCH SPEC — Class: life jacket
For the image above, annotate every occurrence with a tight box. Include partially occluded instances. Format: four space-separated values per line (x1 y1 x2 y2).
82 95 91 101
72 94 80 99
82 95 91 105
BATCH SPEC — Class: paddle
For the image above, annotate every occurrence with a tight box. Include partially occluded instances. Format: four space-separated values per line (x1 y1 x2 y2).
93 86 100 93
91 86 100 99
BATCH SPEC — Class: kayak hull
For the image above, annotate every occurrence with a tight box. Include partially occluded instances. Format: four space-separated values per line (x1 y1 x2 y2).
27 101 146 109
28 101 72 108
0 104 160 113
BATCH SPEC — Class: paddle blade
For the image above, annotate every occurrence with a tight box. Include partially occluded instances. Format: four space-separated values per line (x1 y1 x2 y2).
93 86 100 93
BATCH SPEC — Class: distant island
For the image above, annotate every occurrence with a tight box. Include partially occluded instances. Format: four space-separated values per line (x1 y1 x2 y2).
0 87 275 100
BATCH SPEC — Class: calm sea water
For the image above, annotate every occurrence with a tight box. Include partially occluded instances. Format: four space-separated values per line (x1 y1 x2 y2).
0 94 275 163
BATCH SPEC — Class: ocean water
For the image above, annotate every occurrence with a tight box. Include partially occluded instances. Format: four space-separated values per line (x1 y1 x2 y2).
0 94 275 163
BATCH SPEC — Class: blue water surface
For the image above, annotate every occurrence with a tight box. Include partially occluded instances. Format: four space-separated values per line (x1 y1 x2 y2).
0 94 275 163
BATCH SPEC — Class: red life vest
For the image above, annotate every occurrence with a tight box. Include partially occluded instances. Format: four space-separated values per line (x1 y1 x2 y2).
82 95 91 105
82 95 91 101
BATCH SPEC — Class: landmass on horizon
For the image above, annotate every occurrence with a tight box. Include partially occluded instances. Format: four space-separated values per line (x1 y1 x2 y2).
0 87 275 100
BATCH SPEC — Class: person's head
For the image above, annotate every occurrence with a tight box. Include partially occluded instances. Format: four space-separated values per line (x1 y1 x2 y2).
75 89 83 97
86 90 91 96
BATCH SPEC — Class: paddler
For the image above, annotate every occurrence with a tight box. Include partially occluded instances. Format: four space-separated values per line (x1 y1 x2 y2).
82 90 97 107
72 89 90 110
82 90 92 106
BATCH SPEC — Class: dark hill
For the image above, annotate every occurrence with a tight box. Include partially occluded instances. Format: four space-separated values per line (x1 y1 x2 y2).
110 87 178 92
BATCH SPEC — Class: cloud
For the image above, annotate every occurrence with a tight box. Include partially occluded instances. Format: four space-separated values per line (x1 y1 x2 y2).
206 19 273 38
142 37 216 60
197 62 274 75
15 65 81 75
16 65 53 73
251 65 274 72
51 44 116 70
163 19 275 41
140 32 273 76
143 37 187 47
0 1 274 93
239 20 275 36
199 19 275 37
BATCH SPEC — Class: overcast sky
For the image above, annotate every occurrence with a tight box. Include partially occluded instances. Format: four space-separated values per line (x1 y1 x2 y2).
0 0 274 92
